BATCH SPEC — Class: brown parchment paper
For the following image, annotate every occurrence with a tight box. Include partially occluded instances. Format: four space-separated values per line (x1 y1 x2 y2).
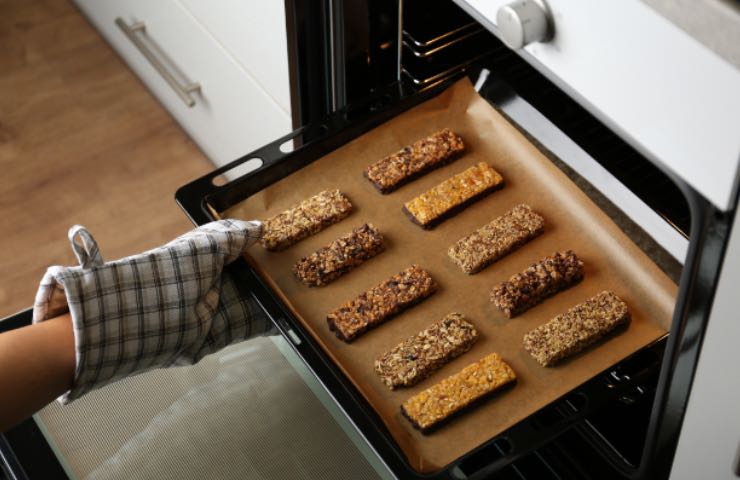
221 78 677 473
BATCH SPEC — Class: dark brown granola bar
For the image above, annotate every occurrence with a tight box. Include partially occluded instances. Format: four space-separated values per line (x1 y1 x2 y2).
374 313 479 390
523 291 631 366
327 265 437 342
402 162 504 229
364 129 465 194
490 250 584 318
260 190 353 251
293 223 385 287
401 352 517 433
448 204 545 274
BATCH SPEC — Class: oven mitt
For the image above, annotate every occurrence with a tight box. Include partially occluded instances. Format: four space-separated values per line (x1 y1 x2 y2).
32 219 274 404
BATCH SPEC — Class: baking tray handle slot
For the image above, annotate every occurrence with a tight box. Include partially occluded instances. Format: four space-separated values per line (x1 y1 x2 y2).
211 158 264 187
175 79 448 225
175 122 331 225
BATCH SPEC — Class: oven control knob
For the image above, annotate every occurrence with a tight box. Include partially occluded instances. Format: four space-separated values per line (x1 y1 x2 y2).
496 0 552 50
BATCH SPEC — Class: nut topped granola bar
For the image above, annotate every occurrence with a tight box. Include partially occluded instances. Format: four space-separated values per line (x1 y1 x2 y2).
293 223 385 287
402 162 504 229
524 290 631 367
490 250 584 318
401 352 517 433
374 313 479 390
448 204 545 274
364 128 465 194
327 265 437 342
260 190 353 251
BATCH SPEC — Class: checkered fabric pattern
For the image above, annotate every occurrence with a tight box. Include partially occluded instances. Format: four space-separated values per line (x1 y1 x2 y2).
32 219 274 404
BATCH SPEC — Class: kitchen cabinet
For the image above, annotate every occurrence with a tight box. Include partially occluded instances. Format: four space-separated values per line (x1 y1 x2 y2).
177 0 291 115
74 0 292 167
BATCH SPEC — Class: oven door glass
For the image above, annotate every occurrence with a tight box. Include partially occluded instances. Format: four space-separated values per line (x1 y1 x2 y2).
33 336 393 480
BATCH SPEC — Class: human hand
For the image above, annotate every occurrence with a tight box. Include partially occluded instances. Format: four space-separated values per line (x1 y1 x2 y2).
32 219 271 404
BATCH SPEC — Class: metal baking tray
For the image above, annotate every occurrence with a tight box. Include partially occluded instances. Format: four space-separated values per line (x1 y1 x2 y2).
175 77 676 479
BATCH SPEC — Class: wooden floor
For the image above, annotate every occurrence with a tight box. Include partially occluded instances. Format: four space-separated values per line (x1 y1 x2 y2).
0 0 214 317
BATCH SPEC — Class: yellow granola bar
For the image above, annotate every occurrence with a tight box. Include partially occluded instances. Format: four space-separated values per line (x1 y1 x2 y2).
401 352 517 433
402 162 504 229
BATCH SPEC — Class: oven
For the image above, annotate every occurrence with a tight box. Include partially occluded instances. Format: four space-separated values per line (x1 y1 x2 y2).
275 2 740 477
2 1 740 479
186 1 740 477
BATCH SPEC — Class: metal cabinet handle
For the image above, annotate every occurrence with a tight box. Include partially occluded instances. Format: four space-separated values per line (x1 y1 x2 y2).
115 17 201 107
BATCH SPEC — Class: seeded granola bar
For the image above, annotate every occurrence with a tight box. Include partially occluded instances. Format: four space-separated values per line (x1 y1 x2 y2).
448 204 545 274
364 129 465 194
327 265 437 342
490 250 584 318
374 313 479 390
523 291 631 367
293 223 385 287
260 190 353 251
402 162 504 229
401 352 517 433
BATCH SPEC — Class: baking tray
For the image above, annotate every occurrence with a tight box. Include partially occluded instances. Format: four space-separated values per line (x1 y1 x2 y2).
176 78 677 478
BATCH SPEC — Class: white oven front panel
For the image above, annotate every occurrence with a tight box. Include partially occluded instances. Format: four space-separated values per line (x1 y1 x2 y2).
455 0 740 211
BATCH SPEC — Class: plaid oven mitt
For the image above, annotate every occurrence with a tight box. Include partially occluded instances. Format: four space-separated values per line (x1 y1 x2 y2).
32 219 274 404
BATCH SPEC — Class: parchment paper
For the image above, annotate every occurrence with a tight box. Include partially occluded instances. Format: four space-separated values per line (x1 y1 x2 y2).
221 79 677 473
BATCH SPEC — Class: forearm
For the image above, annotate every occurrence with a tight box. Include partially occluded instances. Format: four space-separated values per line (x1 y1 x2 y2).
0 314 75 432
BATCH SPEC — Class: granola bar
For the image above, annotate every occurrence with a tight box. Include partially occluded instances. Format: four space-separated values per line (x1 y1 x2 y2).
401 352 517 433
374 313 479 390
402 162 504 229
293 223 385 287
364 129 465 194
490 250 584 318
260 190 353 251
327 265 437 342
523 291 631 367
448 204 545 274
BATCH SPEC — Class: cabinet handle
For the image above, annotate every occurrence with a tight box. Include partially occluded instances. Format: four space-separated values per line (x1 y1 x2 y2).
115 18 201 107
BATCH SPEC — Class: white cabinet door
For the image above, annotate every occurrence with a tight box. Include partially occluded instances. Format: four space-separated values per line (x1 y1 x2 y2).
177 0 291 116
75 0 292 166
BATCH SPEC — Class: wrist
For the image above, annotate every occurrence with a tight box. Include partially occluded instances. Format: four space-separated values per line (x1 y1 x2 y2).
44 313 76 391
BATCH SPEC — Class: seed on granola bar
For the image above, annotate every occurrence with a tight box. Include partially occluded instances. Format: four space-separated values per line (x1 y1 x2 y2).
402 162 504 229
374 313 479 390
490 250 584 318
523 291 631 367
364 129 465 194
327 265 437 342
293 223 385 287
401 352 517 433
448 204 545 274
260 190 353 251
